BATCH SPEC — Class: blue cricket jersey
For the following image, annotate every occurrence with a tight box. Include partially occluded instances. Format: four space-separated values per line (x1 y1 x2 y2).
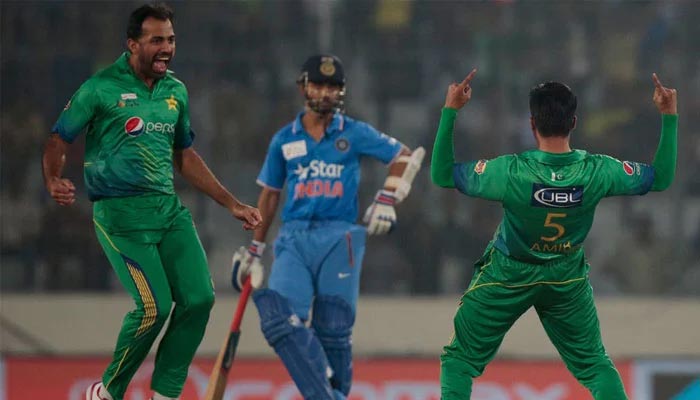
257 111 403 223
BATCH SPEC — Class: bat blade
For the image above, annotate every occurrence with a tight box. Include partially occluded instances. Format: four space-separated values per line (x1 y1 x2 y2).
202 278 253 400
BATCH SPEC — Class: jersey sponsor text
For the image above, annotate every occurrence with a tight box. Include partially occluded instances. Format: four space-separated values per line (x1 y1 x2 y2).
294 160 345 181
292 160 346 199
124 117 175 136
531 184 583 208
294 180 344 199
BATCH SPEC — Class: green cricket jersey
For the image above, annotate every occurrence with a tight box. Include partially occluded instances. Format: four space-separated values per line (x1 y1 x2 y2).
52 52 194 201
453 150 653 263
432 107 678 264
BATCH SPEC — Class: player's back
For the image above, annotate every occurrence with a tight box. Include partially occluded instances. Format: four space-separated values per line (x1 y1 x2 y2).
454 149 654 264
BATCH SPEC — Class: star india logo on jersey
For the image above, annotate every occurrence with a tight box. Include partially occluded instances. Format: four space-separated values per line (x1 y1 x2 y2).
293 164 311 181
293 159 345 199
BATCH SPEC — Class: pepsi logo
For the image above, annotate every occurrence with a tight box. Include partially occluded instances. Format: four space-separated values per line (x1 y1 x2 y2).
623 161 634 176
125 117 145 137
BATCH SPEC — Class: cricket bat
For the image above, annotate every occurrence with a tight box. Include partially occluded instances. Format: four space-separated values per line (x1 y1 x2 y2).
203 277 253 400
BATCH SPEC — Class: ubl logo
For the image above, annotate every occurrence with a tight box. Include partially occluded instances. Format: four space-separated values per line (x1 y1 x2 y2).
531 184 584 208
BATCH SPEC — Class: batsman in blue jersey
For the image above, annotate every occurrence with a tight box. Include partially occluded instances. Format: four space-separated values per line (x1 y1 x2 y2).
231 54 425 399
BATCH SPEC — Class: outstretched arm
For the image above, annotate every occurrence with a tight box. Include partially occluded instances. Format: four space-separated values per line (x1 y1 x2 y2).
231 186 279 292
431 69 477 188
431 108 458 188
174 147 262 230
649 73 678 192
252 187 281 243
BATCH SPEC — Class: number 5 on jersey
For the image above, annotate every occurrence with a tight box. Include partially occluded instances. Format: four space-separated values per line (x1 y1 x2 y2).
541 213 566 242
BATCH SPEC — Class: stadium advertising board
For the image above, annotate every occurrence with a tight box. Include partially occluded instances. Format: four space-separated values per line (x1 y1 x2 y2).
633 360 700 400
2 357 632 400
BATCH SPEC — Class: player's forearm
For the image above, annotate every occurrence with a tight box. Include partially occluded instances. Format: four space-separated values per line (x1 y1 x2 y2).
384 147 410 192
42 134 68 184
253 188 280 242
431 107 457 188
650 114 678 192
176 148 242 210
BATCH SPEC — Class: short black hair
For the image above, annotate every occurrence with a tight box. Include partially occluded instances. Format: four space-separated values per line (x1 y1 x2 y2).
127 3 174 40
529 82 577 137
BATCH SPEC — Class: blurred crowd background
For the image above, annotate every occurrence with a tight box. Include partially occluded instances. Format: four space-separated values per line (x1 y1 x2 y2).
2 0 699 297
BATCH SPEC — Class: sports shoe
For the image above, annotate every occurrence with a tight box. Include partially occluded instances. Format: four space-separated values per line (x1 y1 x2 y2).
86 382 112 400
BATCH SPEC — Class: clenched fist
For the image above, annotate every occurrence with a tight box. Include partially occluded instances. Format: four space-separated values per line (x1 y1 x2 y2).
231 202 263 231
46 176 76 206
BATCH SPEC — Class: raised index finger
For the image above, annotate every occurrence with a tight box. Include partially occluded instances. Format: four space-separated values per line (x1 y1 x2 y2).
652 73 664 90
460 68 478 87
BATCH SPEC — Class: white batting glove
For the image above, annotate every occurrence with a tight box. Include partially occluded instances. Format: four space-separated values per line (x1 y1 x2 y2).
362 190 397 235
231 240 265 292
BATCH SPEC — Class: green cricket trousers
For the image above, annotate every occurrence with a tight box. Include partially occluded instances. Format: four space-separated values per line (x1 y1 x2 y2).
440 248 628 400
92 194 214 400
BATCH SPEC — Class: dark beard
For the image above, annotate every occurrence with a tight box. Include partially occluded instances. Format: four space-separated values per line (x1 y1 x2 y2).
307 99 335 114
140 53 166 79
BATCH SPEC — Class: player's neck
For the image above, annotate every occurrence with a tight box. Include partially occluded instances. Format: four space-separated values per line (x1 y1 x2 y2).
536 136 572 154
302 110 333 141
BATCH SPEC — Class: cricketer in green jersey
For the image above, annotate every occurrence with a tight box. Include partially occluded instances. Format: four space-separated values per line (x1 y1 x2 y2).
432 69 678 400
41 4 262 400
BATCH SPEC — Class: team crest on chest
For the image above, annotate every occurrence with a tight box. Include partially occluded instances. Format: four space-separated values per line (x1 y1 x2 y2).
335 137 350 152
165 95 178 111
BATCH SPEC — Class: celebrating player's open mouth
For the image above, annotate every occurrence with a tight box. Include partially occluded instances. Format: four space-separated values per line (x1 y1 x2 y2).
152 53 171 75
44 5 264 400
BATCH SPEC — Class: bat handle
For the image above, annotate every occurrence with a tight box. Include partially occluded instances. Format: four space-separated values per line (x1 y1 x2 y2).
230 277 252 333
222 277 252 369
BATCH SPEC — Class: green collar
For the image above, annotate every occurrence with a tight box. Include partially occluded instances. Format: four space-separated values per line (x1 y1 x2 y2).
115 52 137 77
523 149 588 165
114 52 166 91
